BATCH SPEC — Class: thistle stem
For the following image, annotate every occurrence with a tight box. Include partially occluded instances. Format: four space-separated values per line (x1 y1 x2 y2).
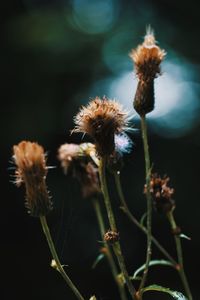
114 171 177 266
99 157 137 300
138 115 152 294
92 198 128 300
167 211 193 300
40 216 85 300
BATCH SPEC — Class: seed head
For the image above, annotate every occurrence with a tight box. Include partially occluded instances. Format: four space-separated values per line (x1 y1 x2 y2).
130 27 166 82
13 141 52 217
73 96 128 156
107 133 133 173
145 173 175 213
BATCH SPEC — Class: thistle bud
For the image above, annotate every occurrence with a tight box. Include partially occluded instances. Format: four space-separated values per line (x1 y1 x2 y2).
13 141 52 217
104 230 119 244
130 27 166 116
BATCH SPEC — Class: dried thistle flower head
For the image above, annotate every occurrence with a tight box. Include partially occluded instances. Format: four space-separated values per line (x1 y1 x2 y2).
144 173 175 213
58 143 80 174
130 27 166 116
73 96 128 156
130 27 166 82
58 143 100 198
58 142 99 171
13 141 52 217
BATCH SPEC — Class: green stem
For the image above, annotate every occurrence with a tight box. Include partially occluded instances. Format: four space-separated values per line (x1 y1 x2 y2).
99 157 137 300
114 171 177 266
167 211 193 300
40 216 85 300
92 198 128 300
139 115 152 294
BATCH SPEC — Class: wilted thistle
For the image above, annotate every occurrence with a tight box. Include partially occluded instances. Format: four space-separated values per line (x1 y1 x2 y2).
129 28 166 297
11 26 193 300
58 142 128 299
73 96 128 157
58 143 80 174
13 141 52 217
58 143 100 198
144 173 175 213
13 141 85 300
74 97 137 298
130 27 166 116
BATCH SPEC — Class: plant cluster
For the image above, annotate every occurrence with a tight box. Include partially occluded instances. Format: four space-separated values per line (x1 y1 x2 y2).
12 28 192 300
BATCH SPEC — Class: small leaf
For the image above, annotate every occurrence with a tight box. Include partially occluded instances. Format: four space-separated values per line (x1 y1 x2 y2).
92 253 105 269
132 260 174 279
141 284 187 299
180 233 191 241
140 212 147 226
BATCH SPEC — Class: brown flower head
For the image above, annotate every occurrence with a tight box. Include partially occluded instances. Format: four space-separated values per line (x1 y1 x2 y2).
130 27 166 116
145 173 175 213
73 96 128 156
58 143 80 174
130 27 166 82
104 230 120 244
13 141 52 217
58 143 101 198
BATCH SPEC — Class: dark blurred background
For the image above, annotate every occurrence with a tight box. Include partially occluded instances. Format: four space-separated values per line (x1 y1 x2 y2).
1 0 200 299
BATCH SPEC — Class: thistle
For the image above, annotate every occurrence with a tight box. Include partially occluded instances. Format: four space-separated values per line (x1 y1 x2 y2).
73 96 128 156
58 143 101 198
145 173 175 213
58 143 81 174
13 141 52 217
130 27 166 116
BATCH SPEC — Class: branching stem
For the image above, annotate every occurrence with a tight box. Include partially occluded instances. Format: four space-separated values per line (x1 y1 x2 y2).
99 157 137 300
114 171 177 266
92 198 128 300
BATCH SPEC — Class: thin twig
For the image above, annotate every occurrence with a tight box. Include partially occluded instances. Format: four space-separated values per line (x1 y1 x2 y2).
40 216 85 300
167 211 193 300
113 171 177 266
